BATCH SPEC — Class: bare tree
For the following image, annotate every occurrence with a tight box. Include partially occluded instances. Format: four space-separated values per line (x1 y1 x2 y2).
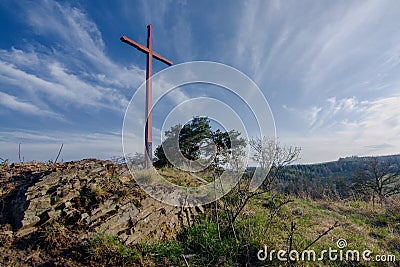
218 137 301 232
54 143 64 163
250 136 275 170
353 156 400 206
250 137 301 190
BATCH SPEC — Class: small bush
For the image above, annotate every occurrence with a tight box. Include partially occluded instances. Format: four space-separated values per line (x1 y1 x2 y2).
133 169 157 184
87 234 141 266
141 240 184 266
370 214 389 227
177 216 264 266
0 158 8 169
40 222 73 251
181 220 236 265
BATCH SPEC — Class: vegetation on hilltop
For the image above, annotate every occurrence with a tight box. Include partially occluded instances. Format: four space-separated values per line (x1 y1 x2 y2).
1 117 399 266
275 154 400 201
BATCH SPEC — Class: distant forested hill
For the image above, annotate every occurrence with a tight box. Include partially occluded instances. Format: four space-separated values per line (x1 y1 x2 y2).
253 154 400 199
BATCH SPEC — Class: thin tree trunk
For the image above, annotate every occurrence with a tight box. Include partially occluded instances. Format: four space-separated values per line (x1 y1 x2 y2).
214 174 221 240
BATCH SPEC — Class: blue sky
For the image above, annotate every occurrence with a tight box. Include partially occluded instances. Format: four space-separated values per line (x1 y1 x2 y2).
0 0 399 164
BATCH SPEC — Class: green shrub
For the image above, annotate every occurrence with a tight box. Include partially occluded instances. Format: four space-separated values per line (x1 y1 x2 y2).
133 169 157 184
0 158 8 169
87 234 141 266
176 216 265 266
181 220 236 265
141 240 184 266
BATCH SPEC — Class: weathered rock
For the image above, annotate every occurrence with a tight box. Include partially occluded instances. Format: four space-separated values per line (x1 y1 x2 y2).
0 159 203 245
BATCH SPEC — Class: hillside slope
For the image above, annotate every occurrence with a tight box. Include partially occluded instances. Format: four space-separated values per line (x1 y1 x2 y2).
0 159 201 266
0 160 398 266
275 154 400 198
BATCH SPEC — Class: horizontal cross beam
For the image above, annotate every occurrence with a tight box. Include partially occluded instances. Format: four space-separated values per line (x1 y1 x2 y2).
120 35 173 66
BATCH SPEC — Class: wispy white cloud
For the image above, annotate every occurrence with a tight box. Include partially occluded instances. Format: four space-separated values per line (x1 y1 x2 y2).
232 0 400 99
307 106 323 128
0 47 40 67
137 0 195 62
0 59 129 112
303 0 395 95
364 143 394 150
25 0 106 65
283 95 400 163
230 0 400 162
0 0 145 117
234 0 268 77
0 91 62 119
0 0 150 163
1 0 399 163
38 0 146 88
304 97 361 130
140 0 169 27
0 129 123 162
0 60 77 100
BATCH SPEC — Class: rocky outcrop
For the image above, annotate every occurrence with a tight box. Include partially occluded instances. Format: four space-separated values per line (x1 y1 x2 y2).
0 159 202 245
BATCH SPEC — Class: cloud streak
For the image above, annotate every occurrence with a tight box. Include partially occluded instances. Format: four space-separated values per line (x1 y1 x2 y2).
1 0 399 163
0 129 122 162
0 91 62 119
0 0 148 122
282 95 400 163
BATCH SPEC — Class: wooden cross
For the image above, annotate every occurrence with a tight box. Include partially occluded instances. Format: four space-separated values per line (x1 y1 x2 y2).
121 24 173 168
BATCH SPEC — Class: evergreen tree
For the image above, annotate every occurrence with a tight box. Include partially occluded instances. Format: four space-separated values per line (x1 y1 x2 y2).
154 117 246 170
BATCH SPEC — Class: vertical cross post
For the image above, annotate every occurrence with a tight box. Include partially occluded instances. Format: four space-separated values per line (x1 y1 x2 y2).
145 25 153 170
121 25 173 168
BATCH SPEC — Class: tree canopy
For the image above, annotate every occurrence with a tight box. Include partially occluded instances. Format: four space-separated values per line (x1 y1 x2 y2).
154 117 246 170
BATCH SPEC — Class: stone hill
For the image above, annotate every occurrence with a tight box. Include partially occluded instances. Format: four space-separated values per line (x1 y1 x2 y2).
0 159 202 265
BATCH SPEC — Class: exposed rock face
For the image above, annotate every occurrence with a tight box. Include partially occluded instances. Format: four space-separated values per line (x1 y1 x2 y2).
0 159 201 245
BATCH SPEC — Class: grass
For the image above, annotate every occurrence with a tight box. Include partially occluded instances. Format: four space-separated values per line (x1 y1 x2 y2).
80 195 399 266
140 240 185 266
133 167 216 188
157 167 202 187
161 195 399 266
8 162 397 266
25 194 396 266
87 234 142 266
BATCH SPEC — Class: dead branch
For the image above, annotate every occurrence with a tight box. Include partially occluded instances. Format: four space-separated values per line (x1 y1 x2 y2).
18 143 22 163
303 221 340 251
54 143 64 164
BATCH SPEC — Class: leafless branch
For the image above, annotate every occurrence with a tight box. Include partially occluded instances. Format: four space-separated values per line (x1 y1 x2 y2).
182 254 190 267
18 143 22 163
303 221 340 251
54 143 64 163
